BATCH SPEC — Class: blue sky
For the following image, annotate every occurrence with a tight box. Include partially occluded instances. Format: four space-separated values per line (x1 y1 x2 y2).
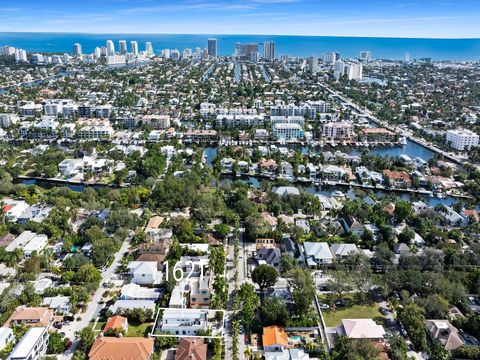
1 0 479 38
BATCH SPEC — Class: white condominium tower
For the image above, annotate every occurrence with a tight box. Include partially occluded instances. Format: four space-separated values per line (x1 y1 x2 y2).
94 47 101 59
73 43 82 56
208 38 217 58
131 41 138 55
307 56 318 74
263 41 275 61
446 129 479 151
106 40 115 56
359 50 372 62
145 42 154 56
119 40 127 55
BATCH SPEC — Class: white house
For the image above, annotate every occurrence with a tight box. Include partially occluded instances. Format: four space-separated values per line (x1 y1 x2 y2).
5 231 36 252
42 296 71 314
330 243 360 260
159 308 209 336
58 159 84 177
272 186 300 197
337 319 385 340
7 326 49 360
120 283 162 301
23 234 48 257
127 261 161 285
110 300 156 313
265 349 311 360
2 199 30 222
303 242 333 266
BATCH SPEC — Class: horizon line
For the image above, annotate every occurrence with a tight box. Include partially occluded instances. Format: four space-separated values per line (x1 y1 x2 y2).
1 31 479 41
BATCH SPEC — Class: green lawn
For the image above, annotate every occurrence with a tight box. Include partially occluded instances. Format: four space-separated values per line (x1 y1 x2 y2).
94 321 106 332
127 323 152 337
322 303 383 327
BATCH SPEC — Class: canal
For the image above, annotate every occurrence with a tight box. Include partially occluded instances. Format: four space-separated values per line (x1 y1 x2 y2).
204 139 463 207
203 138 436 167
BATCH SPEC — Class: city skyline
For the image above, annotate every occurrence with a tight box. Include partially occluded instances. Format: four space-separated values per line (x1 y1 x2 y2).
1 0 480 38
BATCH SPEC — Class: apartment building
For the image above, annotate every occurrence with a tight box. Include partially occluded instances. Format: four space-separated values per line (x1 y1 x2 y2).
272 123 304 140
446 128 479 151
322 121 354 140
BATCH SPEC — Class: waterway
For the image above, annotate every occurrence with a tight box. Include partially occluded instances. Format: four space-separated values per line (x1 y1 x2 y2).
0 71 70 94
18 178 113 192
16 138 460 207
203 138 436 166
204 139 463 207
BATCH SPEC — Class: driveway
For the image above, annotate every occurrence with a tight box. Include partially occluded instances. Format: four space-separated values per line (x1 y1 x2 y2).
59 234 132 359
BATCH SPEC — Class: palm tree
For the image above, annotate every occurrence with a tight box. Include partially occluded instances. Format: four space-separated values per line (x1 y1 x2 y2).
244 346 252 360
0 200 5 225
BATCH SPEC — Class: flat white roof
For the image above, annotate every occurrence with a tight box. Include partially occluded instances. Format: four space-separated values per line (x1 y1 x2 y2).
9 327 46 358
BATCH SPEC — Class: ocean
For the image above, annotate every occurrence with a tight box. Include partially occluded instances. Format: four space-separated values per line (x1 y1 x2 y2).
0 32 479 61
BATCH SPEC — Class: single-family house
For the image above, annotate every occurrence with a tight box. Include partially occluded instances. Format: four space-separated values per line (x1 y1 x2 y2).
261 212 278 231
175 338 207 360
4 306 53 328
338 319 386 340
88 337 154 360
265 349 311 360
393 243 410 255
127 261 161 285
23 234 48 257
5 231 36 252
330 243 359 260
303 242 333 266
272 186 300 197
256 238 276 249
110 300 156 313
280 161 294 179
188 276 212 309
383 170 412 188
159 308 209 336
320 165 348 181
103 315 128 334
263 325 290 352
341 215 365 237
41 296 71 314
120 283 162 301
257 247 281 271
425 320 464 350
441 206 469 227
259 159 277 176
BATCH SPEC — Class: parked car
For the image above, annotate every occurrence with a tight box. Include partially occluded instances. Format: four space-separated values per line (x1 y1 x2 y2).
319 303 330 310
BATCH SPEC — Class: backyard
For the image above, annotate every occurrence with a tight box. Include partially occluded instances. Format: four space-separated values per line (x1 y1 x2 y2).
320 295 384 327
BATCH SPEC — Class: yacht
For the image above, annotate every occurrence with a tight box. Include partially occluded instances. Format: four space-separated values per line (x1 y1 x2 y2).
332 190 345 198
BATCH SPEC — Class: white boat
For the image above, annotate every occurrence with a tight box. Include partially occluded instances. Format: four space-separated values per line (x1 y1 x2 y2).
332 190 345 198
